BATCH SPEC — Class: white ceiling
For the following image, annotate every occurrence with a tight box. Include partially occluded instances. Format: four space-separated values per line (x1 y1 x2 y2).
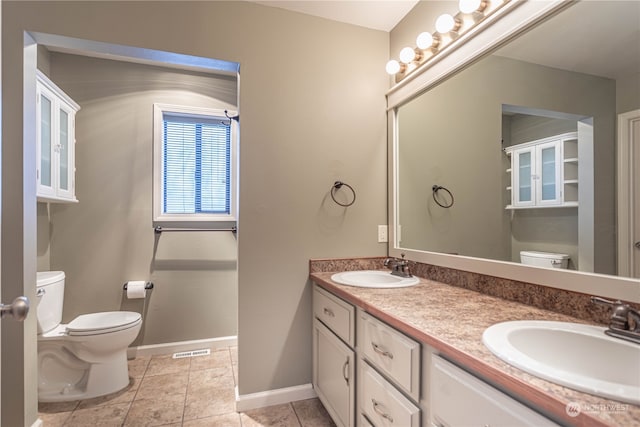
251 0 419 32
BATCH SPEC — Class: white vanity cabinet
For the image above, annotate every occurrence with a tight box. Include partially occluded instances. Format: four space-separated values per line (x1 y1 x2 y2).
430 355 560 427
505 132 578 209
358 311 421 426
312 285 355 427
36 70 80 203
312 282 569 427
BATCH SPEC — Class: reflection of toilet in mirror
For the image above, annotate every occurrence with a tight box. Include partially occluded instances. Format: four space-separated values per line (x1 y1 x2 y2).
36 271 142 402
520 251 569 269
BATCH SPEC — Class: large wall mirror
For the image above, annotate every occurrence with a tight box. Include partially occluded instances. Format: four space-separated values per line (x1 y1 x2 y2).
389 0 640 302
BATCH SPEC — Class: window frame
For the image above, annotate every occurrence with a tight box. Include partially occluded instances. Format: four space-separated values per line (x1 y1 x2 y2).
153 103 238 227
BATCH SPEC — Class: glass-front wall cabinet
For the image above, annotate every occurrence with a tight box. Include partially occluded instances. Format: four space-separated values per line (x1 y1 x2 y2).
36 70 80 203
505 132 577 209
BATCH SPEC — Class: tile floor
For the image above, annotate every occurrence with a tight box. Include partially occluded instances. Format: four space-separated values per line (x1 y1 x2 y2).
38 346 335 427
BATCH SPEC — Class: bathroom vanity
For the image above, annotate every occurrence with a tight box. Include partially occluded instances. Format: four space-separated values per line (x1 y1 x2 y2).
310 267 640 427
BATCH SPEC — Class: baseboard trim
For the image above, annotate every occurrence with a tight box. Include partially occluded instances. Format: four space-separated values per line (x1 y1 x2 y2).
127 336 237 358
235 383 317 412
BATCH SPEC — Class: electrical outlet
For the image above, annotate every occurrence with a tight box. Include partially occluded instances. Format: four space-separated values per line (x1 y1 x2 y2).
378 225 388 243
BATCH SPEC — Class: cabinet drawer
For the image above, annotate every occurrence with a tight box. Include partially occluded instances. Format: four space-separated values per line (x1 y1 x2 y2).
360 361 420 427
313 284 355 346
359 311 420 400
359 414 374 427
431 355 559 427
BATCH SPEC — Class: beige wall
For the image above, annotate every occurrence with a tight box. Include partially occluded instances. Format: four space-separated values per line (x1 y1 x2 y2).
3 1 388 425
45 52 239 345
616 73 640 114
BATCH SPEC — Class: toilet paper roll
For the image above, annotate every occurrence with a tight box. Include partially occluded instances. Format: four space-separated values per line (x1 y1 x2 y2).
126 281 147 299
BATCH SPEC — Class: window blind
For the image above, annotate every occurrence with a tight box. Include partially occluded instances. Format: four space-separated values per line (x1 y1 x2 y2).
163 114 231 215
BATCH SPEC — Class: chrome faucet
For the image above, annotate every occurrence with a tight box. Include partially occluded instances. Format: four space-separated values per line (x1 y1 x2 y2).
591 296 640 345
384 253 412 278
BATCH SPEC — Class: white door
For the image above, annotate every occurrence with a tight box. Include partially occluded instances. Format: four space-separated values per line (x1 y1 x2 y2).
2 5 35 423
617 109 640 278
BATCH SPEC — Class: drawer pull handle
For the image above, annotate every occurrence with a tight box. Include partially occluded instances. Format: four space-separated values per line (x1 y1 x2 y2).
371 342 394 359
342 359 349 385
323 307 335 317
371 398 393 423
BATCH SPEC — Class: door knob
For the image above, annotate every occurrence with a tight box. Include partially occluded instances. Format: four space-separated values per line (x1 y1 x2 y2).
635 241 640 249
0 296 29 321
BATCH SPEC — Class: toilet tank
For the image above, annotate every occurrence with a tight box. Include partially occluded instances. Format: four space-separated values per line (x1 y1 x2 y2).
36 271 65 334
520 251 569 269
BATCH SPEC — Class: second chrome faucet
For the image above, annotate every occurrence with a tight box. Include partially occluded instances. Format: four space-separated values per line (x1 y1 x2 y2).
592 296 640 345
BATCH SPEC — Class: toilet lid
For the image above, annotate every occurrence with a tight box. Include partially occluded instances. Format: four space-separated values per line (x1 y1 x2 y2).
66 311 141 336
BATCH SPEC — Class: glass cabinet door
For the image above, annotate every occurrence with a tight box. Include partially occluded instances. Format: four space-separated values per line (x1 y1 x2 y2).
56 103 75 200
536 141 562 205
513 148 534 207
37 87 56 198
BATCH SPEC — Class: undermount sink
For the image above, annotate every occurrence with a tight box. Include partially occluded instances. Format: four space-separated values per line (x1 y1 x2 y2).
330 270 420 288
483 320 640 405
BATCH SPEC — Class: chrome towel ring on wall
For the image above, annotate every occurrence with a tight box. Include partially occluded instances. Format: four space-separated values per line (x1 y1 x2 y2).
432 185 454 208
331 181 356 207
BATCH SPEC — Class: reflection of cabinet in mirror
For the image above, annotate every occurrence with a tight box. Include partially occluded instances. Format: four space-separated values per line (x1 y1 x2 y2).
36 70 80 203
504 132 578 209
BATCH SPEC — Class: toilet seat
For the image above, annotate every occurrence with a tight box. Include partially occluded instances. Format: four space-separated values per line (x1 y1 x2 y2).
66 311 142 336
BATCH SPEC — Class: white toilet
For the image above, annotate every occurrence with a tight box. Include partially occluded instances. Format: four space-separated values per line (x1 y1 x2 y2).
36 271 142 402
520 251 570 269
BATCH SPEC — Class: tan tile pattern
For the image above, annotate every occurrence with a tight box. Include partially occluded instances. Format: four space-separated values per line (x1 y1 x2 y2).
38 347 335 427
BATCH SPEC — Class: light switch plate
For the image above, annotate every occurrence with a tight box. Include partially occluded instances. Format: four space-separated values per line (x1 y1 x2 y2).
378 225 388 243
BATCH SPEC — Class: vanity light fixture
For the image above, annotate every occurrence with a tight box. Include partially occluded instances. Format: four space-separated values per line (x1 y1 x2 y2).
386 0 511 80
459 0 488 14
399 46 417 64
385 59 405 75
416 32 440 50
435 14 461 34
399 46 424 64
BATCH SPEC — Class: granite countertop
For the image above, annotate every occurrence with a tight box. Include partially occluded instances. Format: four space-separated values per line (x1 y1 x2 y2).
310 271 640 427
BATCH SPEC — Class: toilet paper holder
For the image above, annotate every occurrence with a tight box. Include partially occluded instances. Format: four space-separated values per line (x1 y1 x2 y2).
122 282 154 290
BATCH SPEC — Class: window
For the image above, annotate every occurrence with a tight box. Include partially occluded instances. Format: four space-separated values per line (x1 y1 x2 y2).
153 104 237 225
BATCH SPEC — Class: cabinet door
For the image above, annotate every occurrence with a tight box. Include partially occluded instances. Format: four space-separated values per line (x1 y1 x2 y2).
313 318 354 427
512 147 534 207
535 140 562 206
56 102 76 200
431 356 559 427
37 85 56 199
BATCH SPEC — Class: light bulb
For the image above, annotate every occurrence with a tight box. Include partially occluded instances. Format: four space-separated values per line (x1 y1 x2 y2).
459 0 483 14
399 47 416 64
416 32 436 50
436 14 459 33
385 59 401 75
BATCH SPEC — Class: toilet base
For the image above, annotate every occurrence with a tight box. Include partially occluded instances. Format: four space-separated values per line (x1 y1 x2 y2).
38 349 131 402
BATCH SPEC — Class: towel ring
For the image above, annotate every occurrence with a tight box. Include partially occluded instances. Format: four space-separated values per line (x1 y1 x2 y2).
331 181 356 207
432 185 454 208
